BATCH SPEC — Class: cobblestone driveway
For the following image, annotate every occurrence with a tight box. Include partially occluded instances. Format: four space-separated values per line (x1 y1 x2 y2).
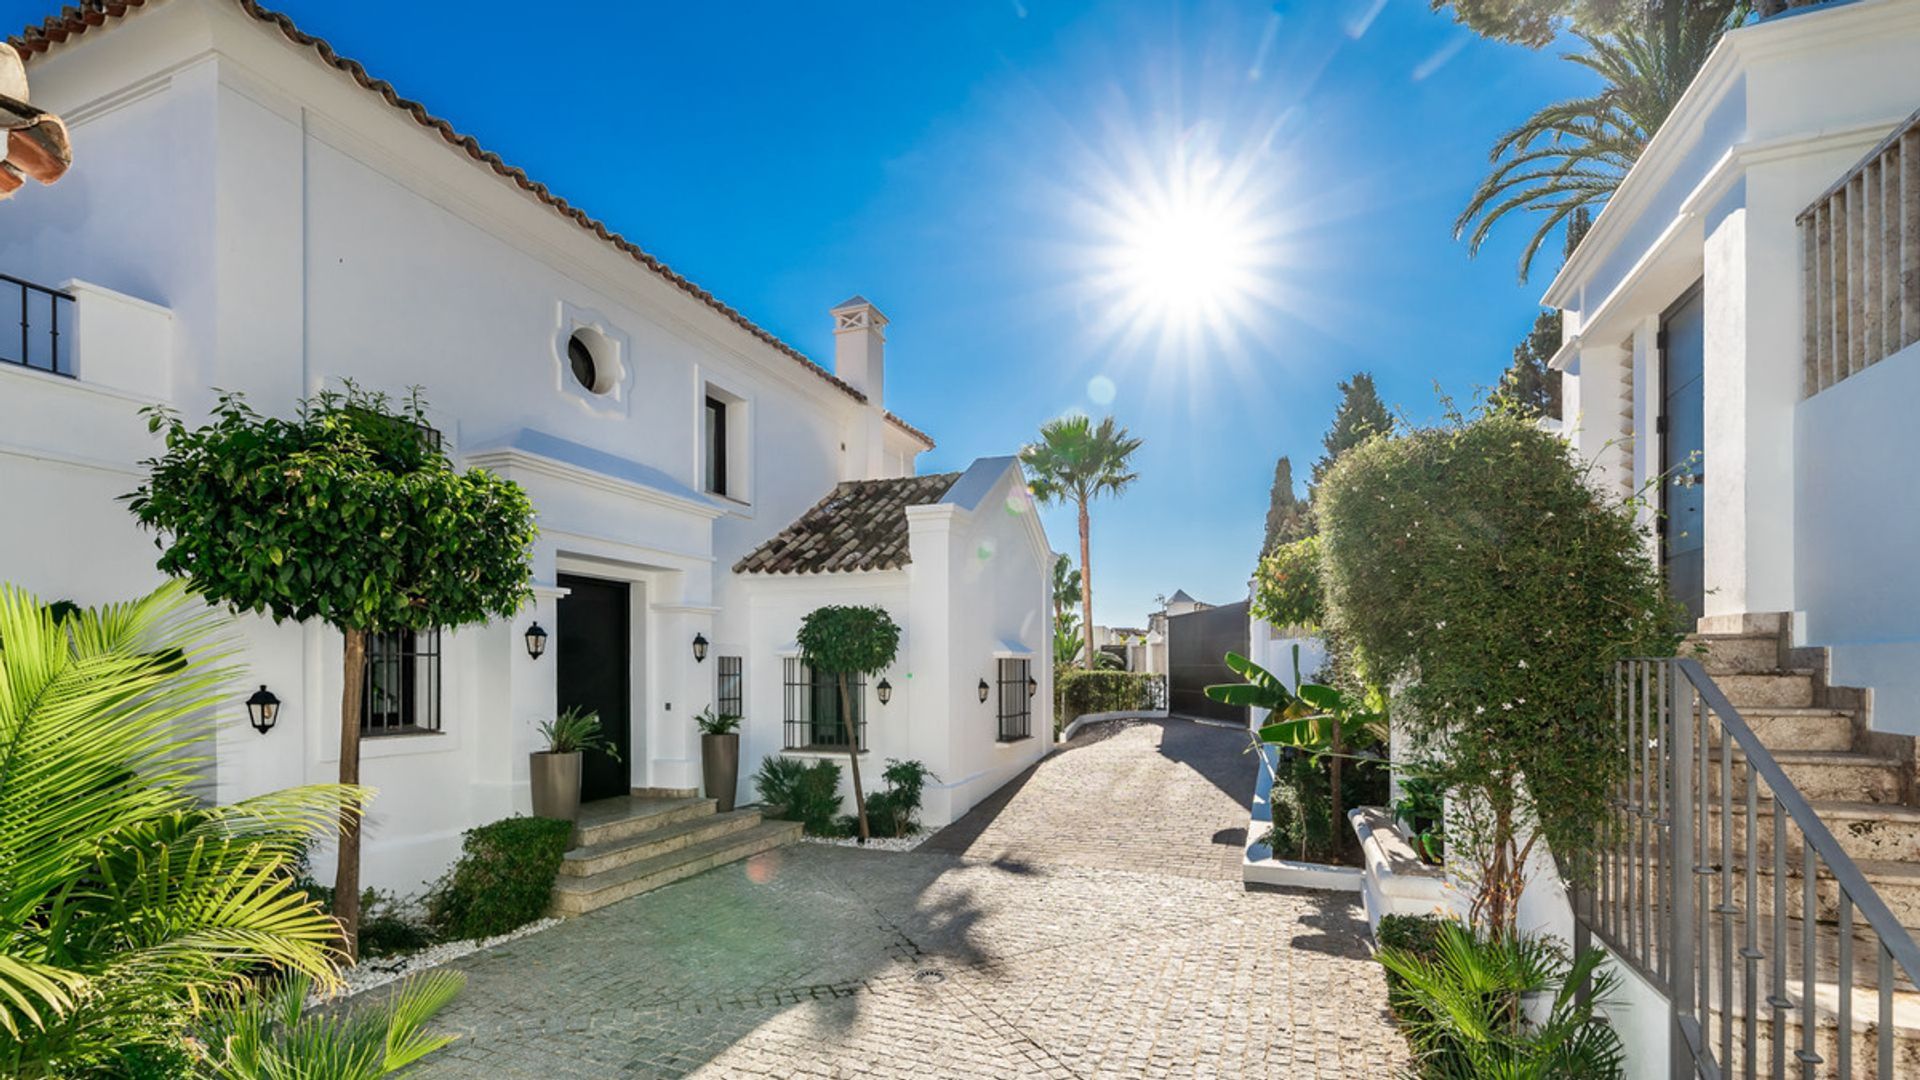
412 719 1408 1078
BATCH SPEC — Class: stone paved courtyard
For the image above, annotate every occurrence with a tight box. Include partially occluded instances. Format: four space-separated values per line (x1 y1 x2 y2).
411 719 1409 1078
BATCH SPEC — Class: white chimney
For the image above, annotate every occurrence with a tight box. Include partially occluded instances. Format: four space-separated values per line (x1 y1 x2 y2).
830 295 887 406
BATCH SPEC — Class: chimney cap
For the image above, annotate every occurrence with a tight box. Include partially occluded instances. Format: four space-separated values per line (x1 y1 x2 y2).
831 294 886 318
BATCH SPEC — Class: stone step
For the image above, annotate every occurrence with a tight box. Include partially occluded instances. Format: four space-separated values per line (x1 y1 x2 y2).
1690 632 1785 676
572 795 717 848
549 819 802 917
1714 670 1817 709
1746 859 1920 927
1709 749 1906 805
1703 801 1920 865
1719 707 1857 752
560 808 766 877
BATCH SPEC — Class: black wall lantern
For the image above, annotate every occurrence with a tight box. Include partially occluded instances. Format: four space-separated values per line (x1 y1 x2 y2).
1028 675 1038 699
692 633 709 663
876 678 893 705
977 677 990 704
246 684 281 735
524 622 548 660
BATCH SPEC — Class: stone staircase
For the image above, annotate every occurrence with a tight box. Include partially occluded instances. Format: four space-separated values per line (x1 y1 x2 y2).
548 794 801 917
1689 613 1920 1075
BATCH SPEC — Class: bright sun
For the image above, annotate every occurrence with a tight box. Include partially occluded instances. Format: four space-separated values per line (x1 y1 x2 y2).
1079 144 1285 362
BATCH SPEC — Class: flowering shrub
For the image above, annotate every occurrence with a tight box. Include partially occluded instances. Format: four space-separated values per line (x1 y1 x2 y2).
1317 409 1677 934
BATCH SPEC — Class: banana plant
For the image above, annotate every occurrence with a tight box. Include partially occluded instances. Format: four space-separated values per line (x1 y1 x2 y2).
1206 645 1385 860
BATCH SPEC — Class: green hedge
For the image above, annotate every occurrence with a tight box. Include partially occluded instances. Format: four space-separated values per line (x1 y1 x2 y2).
1055 670 1162 731
427 815 572 940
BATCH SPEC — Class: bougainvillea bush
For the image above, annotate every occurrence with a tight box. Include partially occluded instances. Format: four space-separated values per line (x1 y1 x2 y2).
1317 407 1677 935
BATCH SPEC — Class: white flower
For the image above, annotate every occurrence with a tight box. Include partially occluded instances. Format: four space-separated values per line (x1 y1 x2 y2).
1435 620 1447 630
1474 705 1485 715
1502 702 1513 711
1517 659 1529 669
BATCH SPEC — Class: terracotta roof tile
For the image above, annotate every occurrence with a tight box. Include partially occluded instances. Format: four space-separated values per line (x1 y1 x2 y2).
9 0 935 450
734 472 961 575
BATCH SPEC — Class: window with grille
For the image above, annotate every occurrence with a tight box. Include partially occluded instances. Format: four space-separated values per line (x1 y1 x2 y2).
782 658 864 750
996 657 1032 742
362 628 441 735
716 655 743 717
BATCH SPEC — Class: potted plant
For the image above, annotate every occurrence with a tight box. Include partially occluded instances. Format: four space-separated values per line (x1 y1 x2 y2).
695 707 743 812
530 707 619 822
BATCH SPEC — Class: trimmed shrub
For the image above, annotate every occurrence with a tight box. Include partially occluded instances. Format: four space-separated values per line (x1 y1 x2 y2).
358 888 435 959
754 756 845 836
1055 670 1161 730
1264 747 1389 865
426 816 572 940
1318 408 1677 934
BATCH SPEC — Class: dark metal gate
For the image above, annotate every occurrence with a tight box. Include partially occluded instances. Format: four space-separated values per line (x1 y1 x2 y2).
1167 600 1249 725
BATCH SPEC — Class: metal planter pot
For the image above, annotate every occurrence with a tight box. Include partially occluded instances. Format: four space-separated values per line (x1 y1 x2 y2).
530 750 583 821
701 732 739 812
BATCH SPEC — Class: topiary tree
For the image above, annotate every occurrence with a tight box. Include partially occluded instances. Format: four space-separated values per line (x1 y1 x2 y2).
127 384 537 958
1316 408 1676 936
795 605 900 843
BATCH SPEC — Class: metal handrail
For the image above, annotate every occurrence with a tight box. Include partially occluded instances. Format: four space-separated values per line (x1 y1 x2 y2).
1576 657 1920 1079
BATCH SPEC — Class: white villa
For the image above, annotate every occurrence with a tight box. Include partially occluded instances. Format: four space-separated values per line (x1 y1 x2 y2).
0 0 1053 899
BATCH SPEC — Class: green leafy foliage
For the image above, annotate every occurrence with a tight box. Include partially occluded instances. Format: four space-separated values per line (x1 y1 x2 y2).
0 584 364 1075
539 707 622 759
356 889 436 960
1054 670 1162 730
426 816 572 941
1394 774 1448 865
1260 456 1311 558
1492 309 1565 420
796 606 902 681
849 759 938 839
1376 921 1625 1079
1454 3 1744 280
127 385 537 635
1262 746 1388 864
1054 612 1086 669
754 756 845 837
193 970 465 1079
1429 0 1640 47
1051 553 1082 619
1252 535 1325 633
1318 408 1678 933
694 706 743 736
1309 373 1394 499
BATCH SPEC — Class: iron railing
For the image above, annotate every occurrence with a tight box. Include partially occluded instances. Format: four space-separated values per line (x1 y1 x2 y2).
0 272 73 376
1798 106 1920 397
1575 657 1920 1078
996 657 1032 741
782 658 864 751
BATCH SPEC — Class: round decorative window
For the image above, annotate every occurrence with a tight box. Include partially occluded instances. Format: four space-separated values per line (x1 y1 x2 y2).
567 333 599 392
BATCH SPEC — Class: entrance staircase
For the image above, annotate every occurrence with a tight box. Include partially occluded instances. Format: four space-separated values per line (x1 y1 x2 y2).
1688 612 1920 1075
548 794 801 917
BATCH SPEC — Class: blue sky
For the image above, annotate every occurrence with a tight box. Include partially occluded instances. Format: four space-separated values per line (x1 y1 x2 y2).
9 0 1596 626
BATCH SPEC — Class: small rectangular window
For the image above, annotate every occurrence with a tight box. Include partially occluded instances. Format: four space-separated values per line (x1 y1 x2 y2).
362 628 441 735
716 655 743 717
704 395 728 496
996 657 1032 742
783 658 864 750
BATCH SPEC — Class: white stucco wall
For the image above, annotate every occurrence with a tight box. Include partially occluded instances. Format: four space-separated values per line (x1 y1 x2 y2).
1796 344 1920 735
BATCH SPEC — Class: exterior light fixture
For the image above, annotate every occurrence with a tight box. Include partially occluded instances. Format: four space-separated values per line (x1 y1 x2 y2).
524 622 548 660
876 678 893 705
246 684 281 735
692 633 709 663
978 678 990 704
1027 675 1038 699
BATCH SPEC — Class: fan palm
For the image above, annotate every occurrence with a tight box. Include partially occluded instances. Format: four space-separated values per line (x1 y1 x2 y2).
1455 0 1743 281
0 582 364 1076
1021 415 1142 670
194 970 465 1078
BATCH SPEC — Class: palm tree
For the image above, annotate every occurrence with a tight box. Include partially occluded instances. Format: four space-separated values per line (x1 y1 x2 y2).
0 582 362 1075
1021 415 1142 669
1455 1 1743 281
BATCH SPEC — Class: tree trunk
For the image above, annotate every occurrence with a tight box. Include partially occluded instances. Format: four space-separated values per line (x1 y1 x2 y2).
1077 499 1094 669
1328 721 1345 861
333 627 367 961
839 672 869 843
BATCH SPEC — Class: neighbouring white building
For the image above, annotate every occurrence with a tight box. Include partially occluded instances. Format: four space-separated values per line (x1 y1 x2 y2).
0 0 1052 892
1552 0 1920 733
1541 2 1920 1073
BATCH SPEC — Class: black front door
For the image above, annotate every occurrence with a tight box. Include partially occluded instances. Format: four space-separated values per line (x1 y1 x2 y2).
557 574 631 803
1660 284 1707 624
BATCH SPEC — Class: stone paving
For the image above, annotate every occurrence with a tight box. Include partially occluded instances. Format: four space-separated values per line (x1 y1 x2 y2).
410 719 1409 1078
